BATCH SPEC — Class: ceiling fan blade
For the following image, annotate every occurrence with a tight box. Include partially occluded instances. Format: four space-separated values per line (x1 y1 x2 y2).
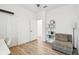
43 5 48 8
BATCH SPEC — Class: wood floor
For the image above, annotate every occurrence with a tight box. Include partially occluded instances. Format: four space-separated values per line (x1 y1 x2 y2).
9 39 64 55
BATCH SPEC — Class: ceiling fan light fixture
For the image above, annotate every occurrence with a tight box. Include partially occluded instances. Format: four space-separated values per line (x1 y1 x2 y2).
36 4 48 8
36 4 40 7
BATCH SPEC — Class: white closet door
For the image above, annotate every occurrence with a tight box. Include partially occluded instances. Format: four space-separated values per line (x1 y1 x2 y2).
0 13 8 38
30 16 37 41
7 16 18 47
0 12 18 47
17 17 30 45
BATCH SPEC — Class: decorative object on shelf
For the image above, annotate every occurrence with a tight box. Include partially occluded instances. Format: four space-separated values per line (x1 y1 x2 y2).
48 20 55 30
46 19 56 43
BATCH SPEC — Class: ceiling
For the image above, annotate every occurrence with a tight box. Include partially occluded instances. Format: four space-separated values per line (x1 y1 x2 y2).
20 4 67 13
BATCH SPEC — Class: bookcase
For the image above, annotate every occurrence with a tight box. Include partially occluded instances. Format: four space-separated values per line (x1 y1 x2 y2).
46 20 56 43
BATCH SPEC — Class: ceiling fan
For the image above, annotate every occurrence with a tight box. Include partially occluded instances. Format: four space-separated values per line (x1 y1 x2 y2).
36 4 48 8
36 4 40 7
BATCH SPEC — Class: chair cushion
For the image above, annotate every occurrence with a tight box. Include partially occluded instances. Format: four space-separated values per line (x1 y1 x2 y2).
55 33 68 42
53 40 72 49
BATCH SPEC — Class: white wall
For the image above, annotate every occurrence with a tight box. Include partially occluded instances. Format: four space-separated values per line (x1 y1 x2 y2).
29 13 37 41
46 5 77 34
0 4 37 47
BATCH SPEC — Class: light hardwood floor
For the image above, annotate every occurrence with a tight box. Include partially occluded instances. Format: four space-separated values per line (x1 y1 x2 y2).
10 39 64 55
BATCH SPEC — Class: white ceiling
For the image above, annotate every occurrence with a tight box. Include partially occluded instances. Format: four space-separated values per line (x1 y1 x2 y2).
20 4 67 13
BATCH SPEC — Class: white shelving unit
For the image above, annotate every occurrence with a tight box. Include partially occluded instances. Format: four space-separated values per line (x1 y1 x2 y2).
46 20 56 43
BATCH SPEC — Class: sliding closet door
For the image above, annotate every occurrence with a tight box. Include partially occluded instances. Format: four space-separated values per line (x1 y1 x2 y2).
17 17 30 45
7 16 18 47
0 13 8 39
0 12 18 47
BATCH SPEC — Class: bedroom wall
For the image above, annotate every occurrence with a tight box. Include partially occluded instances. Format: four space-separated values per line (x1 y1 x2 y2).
46 5 77 34
0 4 37 47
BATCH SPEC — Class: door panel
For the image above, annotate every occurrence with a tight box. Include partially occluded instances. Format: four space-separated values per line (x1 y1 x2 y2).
30 17 37 41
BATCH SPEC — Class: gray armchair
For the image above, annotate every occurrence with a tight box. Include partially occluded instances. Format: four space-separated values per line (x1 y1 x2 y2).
52 33 73 55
